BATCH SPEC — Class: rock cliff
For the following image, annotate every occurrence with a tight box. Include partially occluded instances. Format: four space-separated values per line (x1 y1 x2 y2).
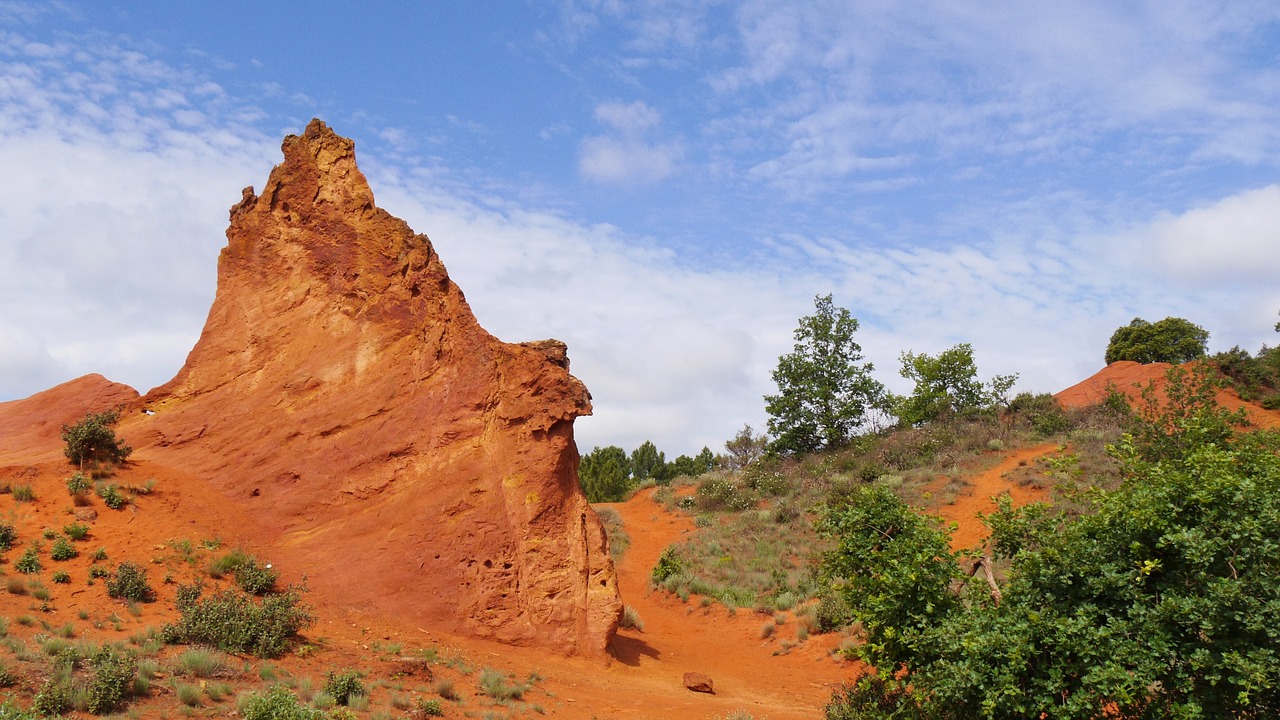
139 119 620 653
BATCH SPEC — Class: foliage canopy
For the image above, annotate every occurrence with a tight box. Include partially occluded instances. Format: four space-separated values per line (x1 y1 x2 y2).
765 294 886 455
893 343 1017 426
822 365 1280 719
1105 316 1209 365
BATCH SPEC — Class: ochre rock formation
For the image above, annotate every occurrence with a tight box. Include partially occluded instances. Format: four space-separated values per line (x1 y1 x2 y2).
1056 360 1280 430
134 119 620 653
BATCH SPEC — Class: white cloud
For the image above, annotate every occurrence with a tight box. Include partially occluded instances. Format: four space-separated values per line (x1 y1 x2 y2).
579 100 681 184
1145 185 1280 286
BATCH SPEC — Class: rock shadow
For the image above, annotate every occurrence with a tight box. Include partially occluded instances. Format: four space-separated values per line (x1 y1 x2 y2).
609 634 660 667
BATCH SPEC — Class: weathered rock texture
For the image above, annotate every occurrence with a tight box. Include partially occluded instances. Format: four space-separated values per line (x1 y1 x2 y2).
139 119 620 653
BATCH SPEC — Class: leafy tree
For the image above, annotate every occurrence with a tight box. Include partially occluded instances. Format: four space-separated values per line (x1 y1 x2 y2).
893 343 1017 426
823 365 1280 719
723 424 767 471
61 409 132 468
765 294 886 455
578 445 632 502
1105 316 1209 364
629 441 670 484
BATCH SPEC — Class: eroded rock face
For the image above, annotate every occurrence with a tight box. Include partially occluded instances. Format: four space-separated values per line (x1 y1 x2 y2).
141 119 620 654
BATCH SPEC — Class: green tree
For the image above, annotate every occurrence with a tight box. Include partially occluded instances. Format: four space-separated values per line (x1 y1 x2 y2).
629 441 669 484
823 365 1280 719
893 343 1017 426
578 446 632 502
723 424 767 471
1105 316 1209 364
765 294 886 455
61 409 132 468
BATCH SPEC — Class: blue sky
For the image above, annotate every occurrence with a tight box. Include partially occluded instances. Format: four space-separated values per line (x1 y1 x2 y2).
2 1 1279 456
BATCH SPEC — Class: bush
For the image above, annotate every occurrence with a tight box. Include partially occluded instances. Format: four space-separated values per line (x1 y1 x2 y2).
66 472 92 497
87 645 137 714
10 485 34 503
15 546 41 574
477 668 529 700
1008 391 1070 436
238 685 325 720
417 698 445 717
50 536 77 561
32 677 70 716
0 523 16 551
52 571 70 584
162 584 313 658
650 545 685 585
234 559 278 595
1105 316 1209 364
63 523 90 541
696 474 755 511
97 484 126 510
322 669 364 706
106 562 153 602
62 409 132 467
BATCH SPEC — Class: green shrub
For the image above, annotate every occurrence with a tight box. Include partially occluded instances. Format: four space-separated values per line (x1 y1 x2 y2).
417 697 445 716
89 565 110 580
63 523 90 541
322 669 364 706
10 485 34 503
1008 391 1070 436
234 559 278 595
97 484 126 510
50 536 77 561
52 571 71 584
67 472 92 497
161 584 313 658
14 546 40 574
32 676 70 716
62 409 132 467
238 685 325 720
696 474 755 511
650 545 685 585
87 645 137 714
106 562 153 602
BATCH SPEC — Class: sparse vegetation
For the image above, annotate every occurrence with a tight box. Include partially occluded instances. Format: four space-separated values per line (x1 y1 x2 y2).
322 669 364 706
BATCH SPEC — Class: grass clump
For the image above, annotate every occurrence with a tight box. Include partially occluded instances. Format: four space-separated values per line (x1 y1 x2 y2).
11 485 35 503
161 582 313 658
619 605 644 631
417 697 446 716
477 667 532 701
174 648 228 677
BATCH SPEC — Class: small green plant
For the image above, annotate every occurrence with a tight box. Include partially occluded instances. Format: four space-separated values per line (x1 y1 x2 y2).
63 523 90 541
176 682 202 706
650 545 685 585
32 676 70 716
11 485 35 503
67 472 93 498
323 669 364 706
15 545 41 574
87 644 138 714
417 697 445 716
97 484 127 510
89 565 110 580
91 546 109 561
106 562 153 602
50 536 77 561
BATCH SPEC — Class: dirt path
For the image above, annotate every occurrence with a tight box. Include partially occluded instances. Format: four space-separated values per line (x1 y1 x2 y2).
933 443 1057 551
